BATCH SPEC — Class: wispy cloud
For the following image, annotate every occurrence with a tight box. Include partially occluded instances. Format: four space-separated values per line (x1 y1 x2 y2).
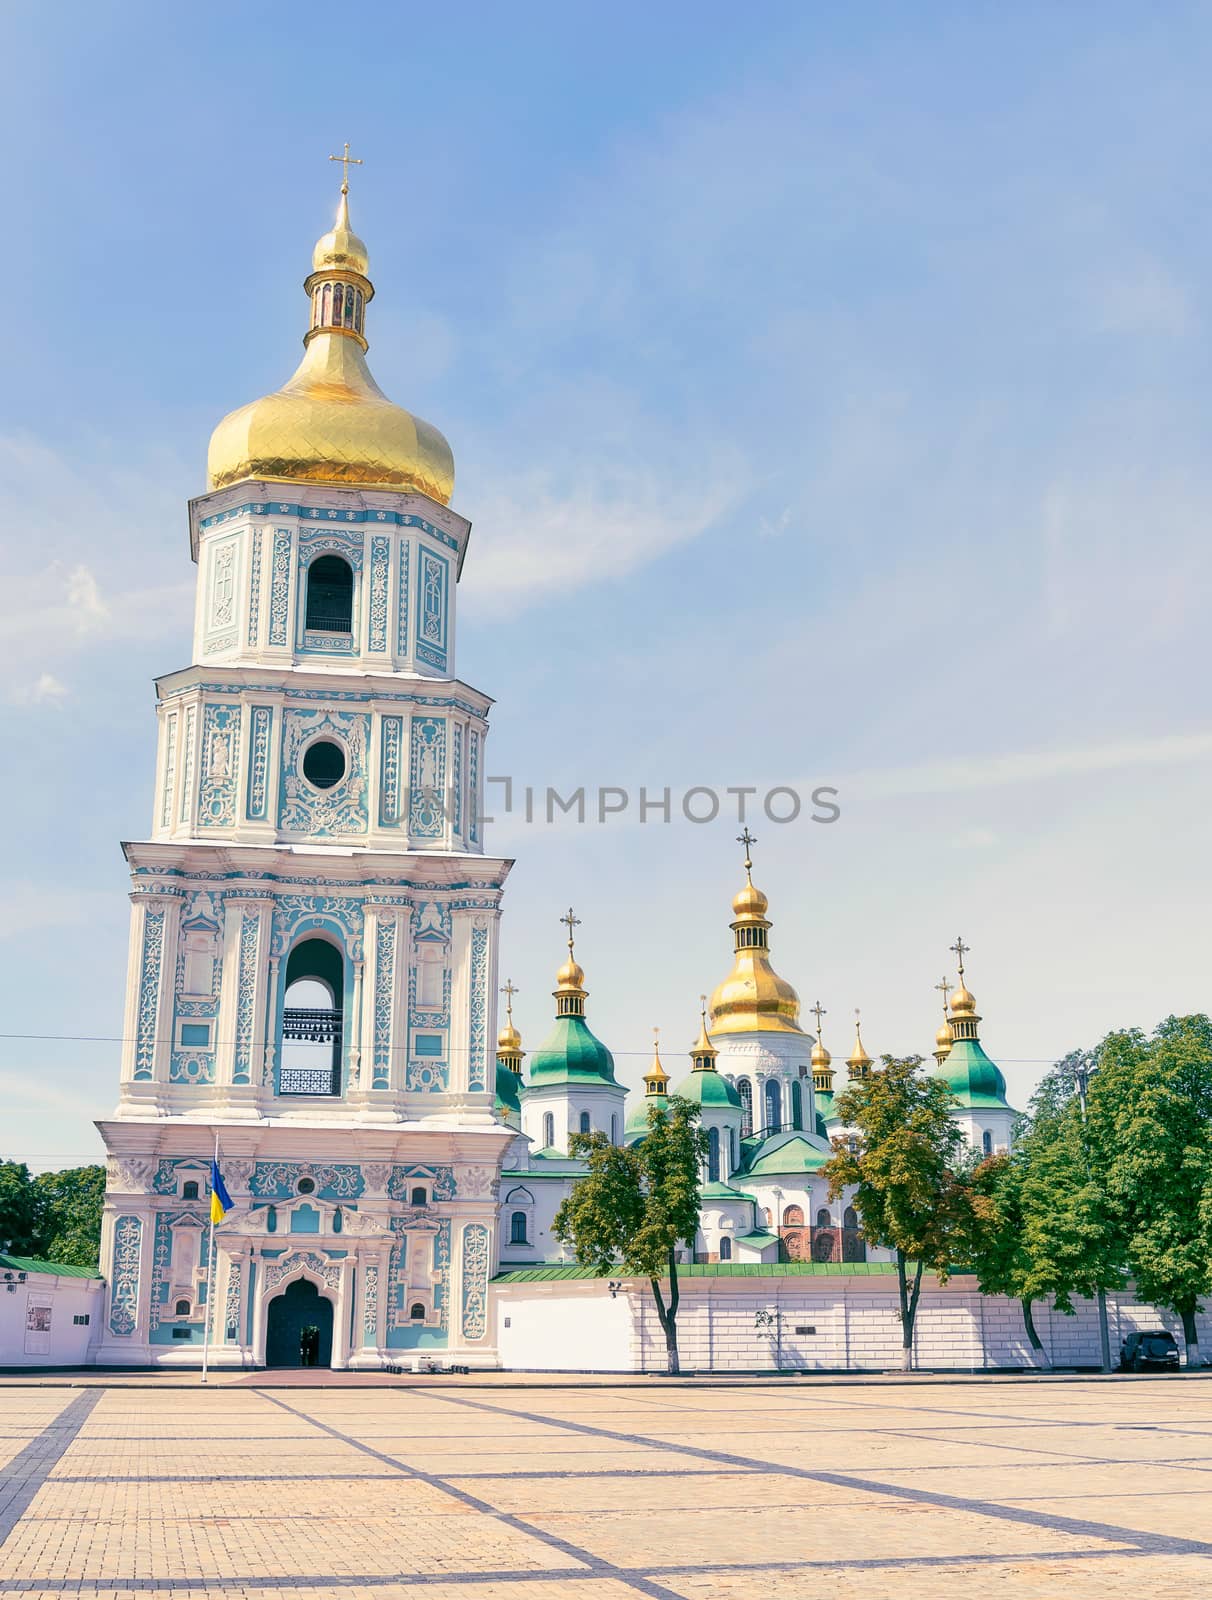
8 672 70 707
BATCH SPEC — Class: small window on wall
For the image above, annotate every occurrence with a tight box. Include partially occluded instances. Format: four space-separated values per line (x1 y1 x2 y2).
305 554 353 633
180 1024 211 1050
174 1299 191 1318
510 1211 528 1245
719 1236 732 1261
542 1113 555 1148
182 1181 199 1201
410 1302 426 1321
981 1130 993 1156
409 1186 427 1207
579 1112 591 1136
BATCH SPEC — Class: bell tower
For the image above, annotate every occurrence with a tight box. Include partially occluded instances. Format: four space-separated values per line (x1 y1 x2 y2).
97 164 513 1371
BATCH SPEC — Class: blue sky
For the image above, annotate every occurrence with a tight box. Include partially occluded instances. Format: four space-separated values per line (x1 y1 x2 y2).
3 3 1212 1167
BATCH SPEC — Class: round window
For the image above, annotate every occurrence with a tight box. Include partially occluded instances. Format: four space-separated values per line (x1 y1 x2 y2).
296 1177 316 1196
302 740 346 791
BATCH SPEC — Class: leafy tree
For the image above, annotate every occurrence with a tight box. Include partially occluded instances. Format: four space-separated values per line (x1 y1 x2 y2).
1093 1015 1212 1367
962 1152 1051 1365
0 1160 41 1255
34 1166 106 1269
822 1056 969 1369
554 1094 707 1374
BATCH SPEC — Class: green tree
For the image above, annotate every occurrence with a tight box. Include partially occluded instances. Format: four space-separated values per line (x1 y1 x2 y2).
33 1166 106 1269
0 1160 41 1255
554 1094 708 1374
821 1056 969 1370
962 1151 1051 1366
1093 1015 1212 1368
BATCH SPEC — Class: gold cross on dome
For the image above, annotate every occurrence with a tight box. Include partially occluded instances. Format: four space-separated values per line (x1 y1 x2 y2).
560 907 581 954
737 827 757 879
328 141 363 194
653 1026 660 1047
950 936 970 977
935 976 952 1014
811 1001 827 1037
500 979 518 1018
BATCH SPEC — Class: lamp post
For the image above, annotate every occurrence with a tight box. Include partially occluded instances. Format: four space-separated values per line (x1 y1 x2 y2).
1070 1054 1113 1374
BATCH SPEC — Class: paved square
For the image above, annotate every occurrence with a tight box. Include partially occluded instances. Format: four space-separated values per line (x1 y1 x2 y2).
3 1375 1212 1598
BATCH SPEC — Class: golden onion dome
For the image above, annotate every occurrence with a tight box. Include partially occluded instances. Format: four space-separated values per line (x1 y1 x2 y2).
935 1018 954 1052
312 192 369 276
950 982 977 1017
206 184 454 503
847 1018 873 1073
811 1036 832 1070
555 958 586 993
497 1019 523 1053
732 880 770 920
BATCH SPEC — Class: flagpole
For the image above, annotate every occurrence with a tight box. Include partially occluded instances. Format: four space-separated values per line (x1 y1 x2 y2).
201 1128 218 1387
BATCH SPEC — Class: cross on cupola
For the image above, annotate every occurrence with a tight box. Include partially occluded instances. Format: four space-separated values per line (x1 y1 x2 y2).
554 908 587 1017
950 936 970 977
560 906 581 956
737 827 757 881
328 141 363 194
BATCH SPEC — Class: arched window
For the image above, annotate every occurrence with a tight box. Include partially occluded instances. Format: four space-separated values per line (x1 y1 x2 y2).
321 283 332 325
782 1204 804 1226
815 1207 832 1229
182 1181 199 1201
281 937 343 1097
730 1128 738 1172
174 1299 191 1318
843 1204 866 1263
610 1114 618 1145
409 1186 427 1207
266 1205 277 1233
305 554 353 634
981 1129 993 1156
736 1077 753 1137
579 1111 591 1136
510 1211 528 1245
719 1235 732 1261
764 1079 781 1131
542 1112 555 1149
790 1079 803 1131
410 1302 426 1321
707 1126 720 1183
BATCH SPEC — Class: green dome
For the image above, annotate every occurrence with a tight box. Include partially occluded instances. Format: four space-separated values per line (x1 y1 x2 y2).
495 1062 522 1118
625 1093 667 1142
671 1068 742 1110
814 1109 829 1140
937 1037 1011 1109
526 1014 616 1087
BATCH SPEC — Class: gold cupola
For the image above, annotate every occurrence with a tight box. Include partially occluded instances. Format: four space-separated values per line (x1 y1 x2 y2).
947 937 980 1041
644 1029 670 1097
553 907 587 1018
207 150 455 503
707 831 803 1036
933 977 954 1065
810 1001 834 1094
496 980 525 1075
847 1010 873 1079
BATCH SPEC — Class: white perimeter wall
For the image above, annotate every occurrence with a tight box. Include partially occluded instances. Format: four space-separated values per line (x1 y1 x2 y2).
492 1275 1212 1372
0 1274 104 1367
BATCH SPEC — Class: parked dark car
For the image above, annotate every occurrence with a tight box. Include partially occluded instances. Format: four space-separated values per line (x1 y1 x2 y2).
1119 1330 1180 1372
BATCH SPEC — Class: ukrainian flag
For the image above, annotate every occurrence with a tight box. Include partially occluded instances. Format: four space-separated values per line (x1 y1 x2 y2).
210 1159 233 1225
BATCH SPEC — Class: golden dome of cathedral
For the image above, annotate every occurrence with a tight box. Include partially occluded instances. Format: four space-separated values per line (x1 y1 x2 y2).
707 844 802 1037
206 182 454 503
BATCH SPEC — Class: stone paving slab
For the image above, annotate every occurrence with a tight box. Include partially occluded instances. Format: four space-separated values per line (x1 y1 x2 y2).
2 1377 1212 1598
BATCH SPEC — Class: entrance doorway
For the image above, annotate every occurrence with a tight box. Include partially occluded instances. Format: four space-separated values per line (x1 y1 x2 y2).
265 1278 334 1368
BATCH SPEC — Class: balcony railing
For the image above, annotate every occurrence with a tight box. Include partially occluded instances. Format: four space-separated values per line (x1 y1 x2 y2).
280 1007 342 1097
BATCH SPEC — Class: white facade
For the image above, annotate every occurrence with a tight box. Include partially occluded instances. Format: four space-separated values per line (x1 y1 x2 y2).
0 1265 104 1368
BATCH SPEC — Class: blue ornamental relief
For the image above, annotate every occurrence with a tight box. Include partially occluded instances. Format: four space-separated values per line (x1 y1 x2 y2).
460 1222 490 1341
452 722 463 838
396 540 410 656
368 534 390 653
268 528 293 647
278 710 370 837
270 894 364 961
416 548 448 670
372 918 396 1089
468 730 480 846
362 1261 379 1345
468 924 489 1092
387 1164 456 1202
250 1161 364 1200
408 717 447 839
247 526 263 648
225 1260 242 1342
197 703 242 829
109 1215 143 1336
379 716 403 825
150 1208 204 1328
133 908 166 1080
232 911 261 1084
246 706 273 820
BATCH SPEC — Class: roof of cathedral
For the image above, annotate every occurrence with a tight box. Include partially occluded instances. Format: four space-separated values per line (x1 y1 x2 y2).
207 175 454 503
707 837 803 1037
735 1132 833 1178
526 921 617 1088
